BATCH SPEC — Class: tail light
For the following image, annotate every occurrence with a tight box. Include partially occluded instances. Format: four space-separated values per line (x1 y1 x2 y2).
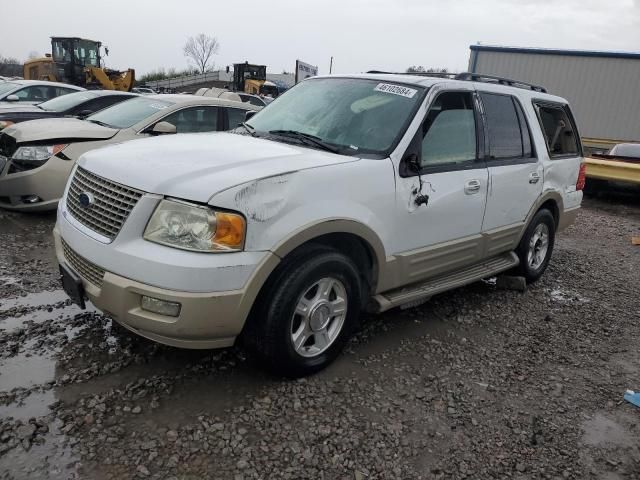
576 163 586 190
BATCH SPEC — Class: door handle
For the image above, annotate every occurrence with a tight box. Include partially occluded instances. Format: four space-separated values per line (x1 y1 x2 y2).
529 172 541 184
464 179 481 195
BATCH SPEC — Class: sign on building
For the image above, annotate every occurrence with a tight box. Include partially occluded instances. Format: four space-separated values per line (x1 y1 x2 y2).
295 60 318 84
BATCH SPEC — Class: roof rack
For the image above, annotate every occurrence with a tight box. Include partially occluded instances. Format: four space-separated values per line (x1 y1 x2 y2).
366 70 547 93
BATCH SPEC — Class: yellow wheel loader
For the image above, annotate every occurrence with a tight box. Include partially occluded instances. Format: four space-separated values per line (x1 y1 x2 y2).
23 37 135 91
232 62 279 97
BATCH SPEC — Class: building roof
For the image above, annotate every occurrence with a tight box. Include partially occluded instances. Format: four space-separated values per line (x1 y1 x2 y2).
470 44 640 61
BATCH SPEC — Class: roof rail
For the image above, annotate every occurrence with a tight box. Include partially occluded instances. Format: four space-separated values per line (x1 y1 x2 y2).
366 70 547 93
367 70 459 79
454 72 547 93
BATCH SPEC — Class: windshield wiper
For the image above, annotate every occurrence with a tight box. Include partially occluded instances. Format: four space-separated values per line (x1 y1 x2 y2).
240 122 257 137
87 119 112 128
268 129 340 154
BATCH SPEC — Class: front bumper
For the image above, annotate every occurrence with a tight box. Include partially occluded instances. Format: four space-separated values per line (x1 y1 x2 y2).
0 156 74 211
54 225 280 349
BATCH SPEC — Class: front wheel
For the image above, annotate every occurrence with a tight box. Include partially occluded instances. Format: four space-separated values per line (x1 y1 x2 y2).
514 209 556 283
248 246 362 377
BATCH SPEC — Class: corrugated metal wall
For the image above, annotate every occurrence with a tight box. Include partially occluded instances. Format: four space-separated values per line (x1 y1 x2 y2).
469 50 640 142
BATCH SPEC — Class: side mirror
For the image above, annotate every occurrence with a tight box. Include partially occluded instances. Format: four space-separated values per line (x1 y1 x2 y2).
245 110 257 121
403 153 422 174
77 109 94 118
151 121 177 135
6 95 19 102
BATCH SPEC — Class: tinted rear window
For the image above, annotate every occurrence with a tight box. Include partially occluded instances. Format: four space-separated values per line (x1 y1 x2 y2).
480 93 524 159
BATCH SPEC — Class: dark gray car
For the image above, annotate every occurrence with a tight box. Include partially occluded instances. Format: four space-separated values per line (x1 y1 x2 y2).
0 90 138 130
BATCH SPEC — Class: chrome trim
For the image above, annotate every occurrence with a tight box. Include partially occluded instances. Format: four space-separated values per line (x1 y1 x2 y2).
65 167 143 241
61 238 106 288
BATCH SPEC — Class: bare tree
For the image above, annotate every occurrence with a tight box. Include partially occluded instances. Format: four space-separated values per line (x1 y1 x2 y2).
406 66 448 74
0 54 22 76
183 34 220 74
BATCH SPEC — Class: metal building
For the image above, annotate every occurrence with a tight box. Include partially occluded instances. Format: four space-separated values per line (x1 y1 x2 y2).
468 45 640 150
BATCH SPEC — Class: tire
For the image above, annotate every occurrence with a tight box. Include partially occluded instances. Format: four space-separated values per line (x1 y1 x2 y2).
514 209 556 283
247 245 362 378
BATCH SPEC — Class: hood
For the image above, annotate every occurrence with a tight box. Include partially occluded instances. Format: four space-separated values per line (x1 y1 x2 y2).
0 104 42 114
79 132 359 203
3 117 118 143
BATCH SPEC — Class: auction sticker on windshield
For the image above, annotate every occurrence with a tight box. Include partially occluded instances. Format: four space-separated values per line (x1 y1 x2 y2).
374 83 418 98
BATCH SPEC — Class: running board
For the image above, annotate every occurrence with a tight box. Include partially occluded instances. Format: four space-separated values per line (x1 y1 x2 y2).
371 252 519 313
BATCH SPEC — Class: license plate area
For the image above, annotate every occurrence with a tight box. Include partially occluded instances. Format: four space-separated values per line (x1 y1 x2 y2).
60 264 86 309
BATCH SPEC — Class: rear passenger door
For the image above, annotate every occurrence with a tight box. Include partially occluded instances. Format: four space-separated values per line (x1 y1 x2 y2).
479 92 542 238
158 106 220 133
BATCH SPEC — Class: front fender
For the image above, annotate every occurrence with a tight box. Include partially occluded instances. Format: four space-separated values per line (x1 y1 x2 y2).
208 159 397 290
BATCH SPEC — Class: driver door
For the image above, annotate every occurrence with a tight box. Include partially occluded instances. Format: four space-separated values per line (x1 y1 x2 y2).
391 87 489 282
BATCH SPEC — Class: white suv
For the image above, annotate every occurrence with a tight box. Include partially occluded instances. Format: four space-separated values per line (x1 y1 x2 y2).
54 73 585 376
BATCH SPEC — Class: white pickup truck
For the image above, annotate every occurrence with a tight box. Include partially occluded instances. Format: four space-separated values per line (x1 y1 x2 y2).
54 72 584 376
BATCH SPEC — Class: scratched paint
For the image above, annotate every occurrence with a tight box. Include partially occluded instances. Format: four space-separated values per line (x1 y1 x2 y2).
234 174 291 222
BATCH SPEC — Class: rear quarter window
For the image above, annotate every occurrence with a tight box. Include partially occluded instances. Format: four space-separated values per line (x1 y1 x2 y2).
533 101 581 158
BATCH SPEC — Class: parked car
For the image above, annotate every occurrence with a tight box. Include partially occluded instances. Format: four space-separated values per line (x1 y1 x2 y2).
0 95 260 211
0 90 138 131
237 93 270 107
131 87 157 95
608 143 640 158
584 142 640 193
0 80 84 105
55 73 584 376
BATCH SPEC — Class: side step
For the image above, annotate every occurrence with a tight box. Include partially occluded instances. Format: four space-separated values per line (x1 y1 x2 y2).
371 252 519 313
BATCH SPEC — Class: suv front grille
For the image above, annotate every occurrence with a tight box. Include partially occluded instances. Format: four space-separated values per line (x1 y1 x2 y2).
62 238 106 288
66 167 143 240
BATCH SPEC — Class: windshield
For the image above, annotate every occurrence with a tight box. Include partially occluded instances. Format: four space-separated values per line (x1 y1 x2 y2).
247 77 425 156
39 91 98 112
87 97 174 129
0 82 19 97
609 143 640 158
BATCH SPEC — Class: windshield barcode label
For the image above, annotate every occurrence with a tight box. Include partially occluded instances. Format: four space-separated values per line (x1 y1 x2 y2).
374 83 417 98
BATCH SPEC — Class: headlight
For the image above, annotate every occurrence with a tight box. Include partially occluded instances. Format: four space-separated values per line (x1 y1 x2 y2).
144 199 246 252
12 144 68 162
0 121 14 130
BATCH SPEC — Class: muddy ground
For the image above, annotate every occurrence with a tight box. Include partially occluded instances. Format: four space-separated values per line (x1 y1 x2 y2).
0 192 639 480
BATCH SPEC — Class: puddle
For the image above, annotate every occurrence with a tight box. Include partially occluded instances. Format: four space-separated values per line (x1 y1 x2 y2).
581 413 635 448
139 366 273 429
0 347 57 391
0 301 88 333
0 290 69 311
0 419 79 480
0 390 55 421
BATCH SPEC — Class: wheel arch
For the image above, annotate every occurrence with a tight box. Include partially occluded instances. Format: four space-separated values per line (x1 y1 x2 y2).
238 219 386 344
517 191 563 243
271 219 386 293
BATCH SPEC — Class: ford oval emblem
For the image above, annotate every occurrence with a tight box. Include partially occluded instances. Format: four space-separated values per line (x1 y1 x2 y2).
78 192 95 208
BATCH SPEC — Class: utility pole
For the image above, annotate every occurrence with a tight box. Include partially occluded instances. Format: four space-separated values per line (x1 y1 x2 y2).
329 57 333 74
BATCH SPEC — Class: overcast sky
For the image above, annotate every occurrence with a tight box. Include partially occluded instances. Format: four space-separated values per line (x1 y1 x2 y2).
3 0 639 76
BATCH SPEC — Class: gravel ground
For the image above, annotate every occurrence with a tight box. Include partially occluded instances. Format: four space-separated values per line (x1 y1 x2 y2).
0 191 639 480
